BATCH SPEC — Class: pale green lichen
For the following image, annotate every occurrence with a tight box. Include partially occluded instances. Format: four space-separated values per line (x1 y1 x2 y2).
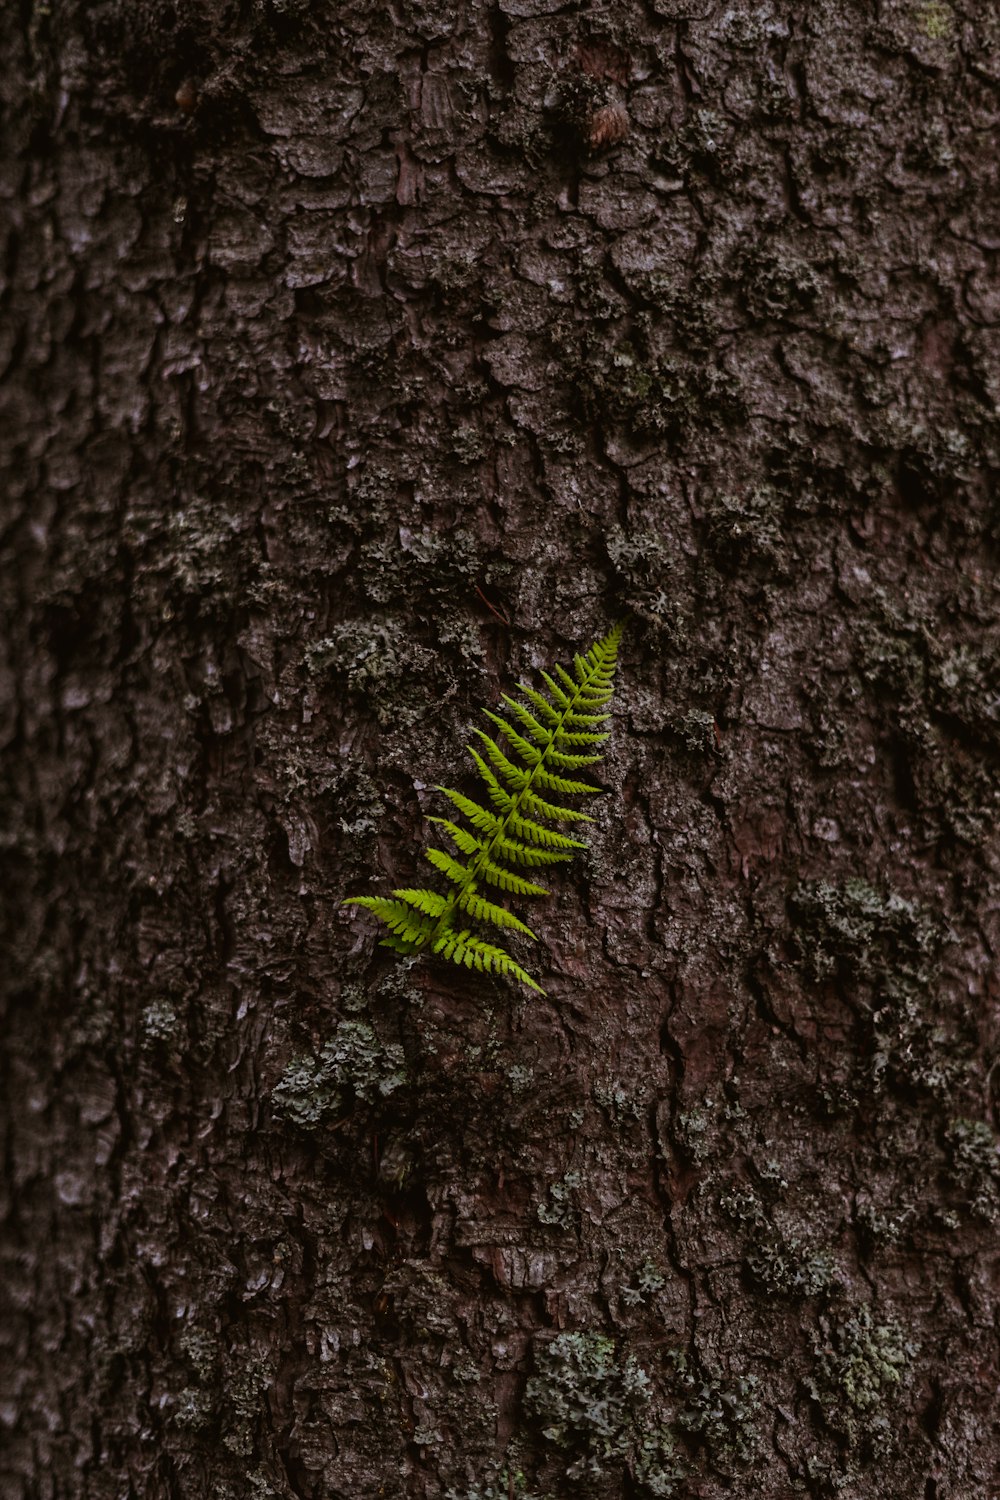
789 878 935 986
855 1200 913 1248
593 1078 642 1126
706 484 787 572
918 0 953 39
449 424 490 464
222 1358 273 1456
788 876 972 1106
809 1304 917 1454
737 241 821 322
944 1116 1000 1222
506 1064 534 1097
446 1468 540 1500
178 1324 219 1383
272 1021 406 1130
604 525 689 644
719 1182 765 1228
172 1386 213 1432
588 340 742 440
525 1332 683 1494
745 1235 840 1298
620 1257 667 1308
304 619 434 726
675 1107 713 1165
536 1169 582 1228
671 1354 760 1466
673 709 718 756
141 999 180 1046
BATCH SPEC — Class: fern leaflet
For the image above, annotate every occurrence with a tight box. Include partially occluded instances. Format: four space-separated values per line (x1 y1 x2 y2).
344 622 624 993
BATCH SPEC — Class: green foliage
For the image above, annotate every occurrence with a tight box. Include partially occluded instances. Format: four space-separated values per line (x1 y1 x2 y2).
345 624 624 994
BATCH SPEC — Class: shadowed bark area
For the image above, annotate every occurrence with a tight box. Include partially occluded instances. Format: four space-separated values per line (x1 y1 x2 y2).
2 0 999 1496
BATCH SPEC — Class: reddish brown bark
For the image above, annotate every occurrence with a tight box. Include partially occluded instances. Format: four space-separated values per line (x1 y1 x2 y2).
2 1 999 1496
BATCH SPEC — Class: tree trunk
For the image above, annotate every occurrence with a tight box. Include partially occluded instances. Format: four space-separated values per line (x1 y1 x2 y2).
3 1 999 1496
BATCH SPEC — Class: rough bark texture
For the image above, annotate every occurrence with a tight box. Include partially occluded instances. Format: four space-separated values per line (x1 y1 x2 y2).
3 1 1000 1497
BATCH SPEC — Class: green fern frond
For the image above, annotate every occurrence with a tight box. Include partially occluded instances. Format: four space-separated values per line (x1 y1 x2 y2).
424 847 470 885
428 819 550 896
553 726 610 746
561 709 611 727
427 817 483 859
343 896 435 945
469 734 531 792
476 859 550 898
518 789 594 824
500 694 551 743
543 748 603 771
492 830 577 864
555 663 580 697
344 621 624 993
539 670 572 709
458 890 537 938
392 888 449 918
432 930 546 994
436 786 505 837
503 814 586 852
379 933 425 954
482 710 544 766
531 767 602 797
517 683 562 726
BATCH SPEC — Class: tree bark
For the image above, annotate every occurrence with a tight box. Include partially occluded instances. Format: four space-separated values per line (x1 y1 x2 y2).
2 1 999 1497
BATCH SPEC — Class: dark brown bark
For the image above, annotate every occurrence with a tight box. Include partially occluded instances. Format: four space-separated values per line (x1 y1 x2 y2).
2 1 999 1497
